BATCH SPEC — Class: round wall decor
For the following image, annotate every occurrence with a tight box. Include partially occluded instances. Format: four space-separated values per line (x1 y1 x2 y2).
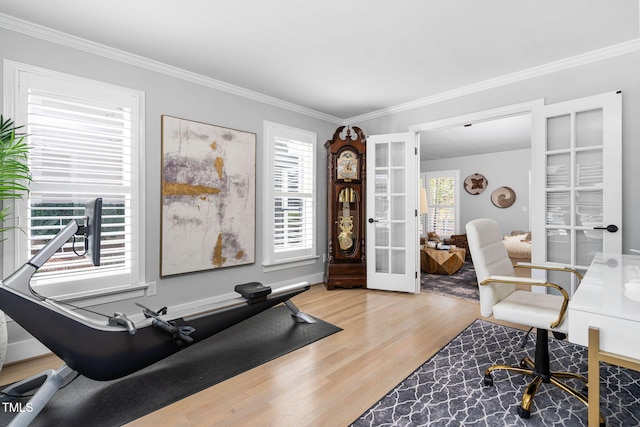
464 173 488 195
491 186 516 208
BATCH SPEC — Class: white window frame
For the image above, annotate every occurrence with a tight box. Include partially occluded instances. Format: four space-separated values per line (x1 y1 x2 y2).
422 169 460 238
2 60 146 301
262 121 318 271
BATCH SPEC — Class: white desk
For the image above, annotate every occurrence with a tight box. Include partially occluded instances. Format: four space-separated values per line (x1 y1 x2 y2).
568 252 640 426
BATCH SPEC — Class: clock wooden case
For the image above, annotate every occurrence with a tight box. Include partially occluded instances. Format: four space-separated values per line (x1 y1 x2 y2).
324 126 367 289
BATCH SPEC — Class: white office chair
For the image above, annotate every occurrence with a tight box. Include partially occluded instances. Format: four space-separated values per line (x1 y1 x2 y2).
466 218 601 423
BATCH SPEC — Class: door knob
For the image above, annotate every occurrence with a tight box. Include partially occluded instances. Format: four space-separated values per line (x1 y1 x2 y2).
368 218 378 223
593 224 619 233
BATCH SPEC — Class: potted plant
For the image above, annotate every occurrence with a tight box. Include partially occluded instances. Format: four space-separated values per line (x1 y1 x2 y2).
0 115 32 368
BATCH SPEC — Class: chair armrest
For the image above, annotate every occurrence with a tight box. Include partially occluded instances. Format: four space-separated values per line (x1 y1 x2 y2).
480 275 570 329
483 275 546 285
514 262 583 283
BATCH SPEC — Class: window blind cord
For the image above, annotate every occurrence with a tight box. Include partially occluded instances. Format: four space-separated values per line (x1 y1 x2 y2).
71 234 88 257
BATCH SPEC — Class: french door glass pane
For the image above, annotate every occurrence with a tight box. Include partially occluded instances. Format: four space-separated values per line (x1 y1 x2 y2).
376 248 389 273
576 108 603 148
547 270 572 296
391 249 406 274
390 141 405 166
375 143 389 167
576 229 603 266
576 190 603 227
546 153 570 188
376 223 389 247
375 170 389 193
547 229 571 264
391 195 405 220
375 141 390 275
375 196 389 221
547 192 570 226
576 150 603 187
391 223 405 247
547 114 571 150
391 169 405 193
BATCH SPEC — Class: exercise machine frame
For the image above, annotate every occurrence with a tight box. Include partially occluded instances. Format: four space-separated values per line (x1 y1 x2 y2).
0 220 315 426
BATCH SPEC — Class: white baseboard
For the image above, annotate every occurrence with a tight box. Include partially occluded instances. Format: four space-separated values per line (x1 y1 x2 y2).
3 272 325 364
5 339 51 365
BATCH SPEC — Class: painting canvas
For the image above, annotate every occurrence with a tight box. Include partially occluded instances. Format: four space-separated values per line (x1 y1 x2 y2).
161 115 256 276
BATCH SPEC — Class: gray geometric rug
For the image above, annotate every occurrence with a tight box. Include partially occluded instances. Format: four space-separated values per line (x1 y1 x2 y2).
421 261 479 302
351 319 640 426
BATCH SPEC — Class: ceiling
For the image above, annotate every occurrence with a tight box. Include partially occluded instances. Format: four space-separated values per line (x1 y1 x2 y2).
0 2 638 160
1 1 638 123
420 114 532 161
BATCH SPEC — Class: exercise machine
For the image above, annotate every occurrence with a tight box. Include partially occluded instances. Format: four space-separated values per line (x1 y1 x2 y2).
0 199 315 426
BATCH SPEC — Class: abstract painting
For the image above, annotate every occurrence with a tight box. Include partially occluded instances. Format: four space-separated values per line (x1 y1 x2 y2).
161 115 256 276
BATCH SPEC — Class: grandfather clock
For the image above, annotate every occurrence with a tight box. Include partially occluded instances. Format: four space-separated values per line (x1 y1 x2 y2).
325 126 366 289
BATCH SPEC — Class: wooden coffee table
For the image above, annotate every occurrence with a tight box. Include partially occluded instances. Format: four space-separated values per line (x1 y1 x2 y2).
421 247 466 275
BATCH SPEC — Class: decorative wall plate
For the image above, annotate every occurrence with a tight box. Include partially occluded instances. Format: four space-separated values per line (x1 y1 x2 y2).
491 186 516 208
464 173 488 195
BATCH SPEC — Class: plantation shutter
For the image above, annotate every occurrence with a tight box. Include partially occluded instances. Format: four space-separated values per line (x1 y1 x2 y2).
273 136 314 256
25 84 133 288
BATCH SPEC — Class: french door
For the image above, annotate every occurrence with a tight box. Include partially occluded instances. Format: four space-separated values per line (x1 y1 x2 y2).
366 132 419 293
531 91 622 296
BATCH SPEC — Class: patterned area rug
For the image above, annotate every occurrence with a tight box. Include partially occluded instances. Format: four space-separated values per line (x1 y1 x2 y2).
351 319 640 426
421 261 479 302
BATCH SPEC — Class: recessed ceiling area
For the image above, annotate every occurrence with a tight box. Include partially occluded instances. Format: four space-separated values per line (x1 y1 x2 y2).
420 114 532 161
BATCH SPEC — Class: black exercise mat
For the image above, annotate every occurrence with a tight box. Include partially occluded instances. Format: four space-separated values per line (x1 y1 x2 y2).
0 305 341 426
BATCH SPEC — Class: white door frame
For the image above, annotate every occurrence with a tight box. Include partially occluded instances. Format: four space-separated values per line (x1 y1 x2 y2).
409 99 544 270
408 100 544 134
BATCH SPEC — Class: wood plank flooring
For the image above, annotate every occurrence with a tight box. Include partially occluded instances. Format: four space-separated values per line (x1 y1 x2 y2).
0 284 511 426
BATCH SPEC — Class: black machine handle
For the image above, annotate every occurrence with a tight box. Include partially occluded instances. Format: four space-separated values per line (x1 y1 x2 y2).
368 218 378 223
594 224 619 233
152 318 194 344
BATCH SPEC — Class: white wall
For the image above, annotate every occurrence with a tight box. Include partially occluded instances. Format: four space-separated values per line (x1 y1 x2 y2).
0 27 338 361
422 149 530 236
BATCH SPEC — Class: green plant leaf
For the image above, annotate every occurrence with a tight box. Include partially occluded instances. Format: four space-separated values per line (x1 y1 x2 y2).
0 115 31 238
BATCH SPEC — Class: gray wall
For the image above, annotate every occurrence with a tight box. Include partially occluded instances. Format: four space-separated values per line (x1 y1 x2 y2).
357 50 640 253
422 149 531 237
0 27 337 359
3 23 640 360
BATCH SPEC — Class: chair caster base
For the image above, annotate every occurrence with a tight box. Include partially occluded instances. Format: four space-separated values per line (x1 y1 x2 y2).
483 374 493 387
517 405 531 419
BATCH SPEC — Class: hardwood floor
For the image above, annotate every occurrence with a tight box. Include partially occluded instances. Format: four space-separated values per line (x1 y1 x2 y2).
0 284 505 426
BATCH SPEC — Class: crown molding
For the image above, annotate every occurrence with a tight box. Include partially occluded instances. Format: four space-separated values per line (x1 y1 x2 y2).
346 38 640 124
0 13 343 125
3 13 639 127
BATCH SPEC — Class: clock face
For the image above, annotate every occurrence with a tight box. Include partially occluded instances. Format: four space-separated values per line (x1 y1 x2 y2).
337 150 358 180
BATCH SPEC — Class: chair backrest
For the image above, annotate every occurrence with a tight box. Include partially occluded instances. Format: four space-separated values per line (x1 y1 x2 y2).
466 218 516 317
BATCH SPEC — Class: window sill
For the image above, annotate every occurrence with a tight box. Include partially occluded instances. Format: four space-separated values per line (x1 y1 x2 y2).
262 255 320 272
44 283 149 308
